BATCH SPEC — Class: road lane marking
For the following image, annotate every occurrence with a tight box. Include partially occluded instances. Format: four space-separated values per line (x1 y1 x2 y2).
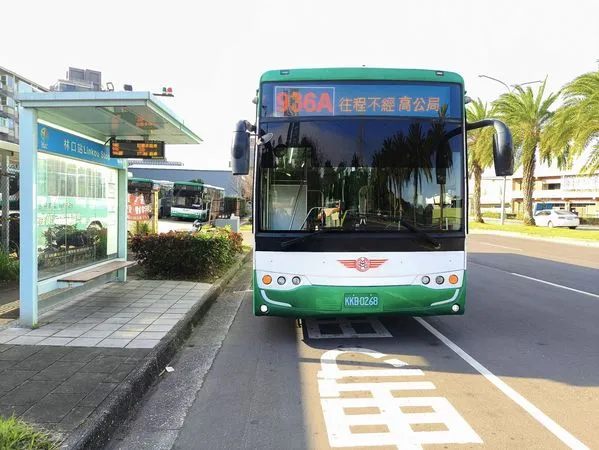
509 273 599 299
478 242 523 251
469 261 599 299
415 317 589 450
317 347 482 448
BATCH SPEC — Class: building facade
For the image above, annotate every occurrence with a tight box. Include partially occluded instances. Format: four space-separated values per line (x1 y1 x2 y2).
0 66 48 144
473 161 599 218
50 67 102 92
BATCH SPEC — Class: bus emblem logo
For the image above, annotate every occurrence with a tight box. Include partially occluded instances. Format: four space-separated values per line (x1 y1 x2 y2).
338 258 387 272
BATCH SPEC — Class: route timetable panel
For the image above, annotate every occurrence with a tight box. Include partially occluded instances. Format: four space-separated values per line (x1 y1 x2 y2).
110 139 165 159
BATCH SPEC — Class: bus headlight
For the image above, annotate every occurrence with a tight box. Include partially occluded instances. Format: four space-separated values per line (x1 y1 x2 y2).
421 276 430 285
292 276 301 285
277 276 286 285
435 276 445 285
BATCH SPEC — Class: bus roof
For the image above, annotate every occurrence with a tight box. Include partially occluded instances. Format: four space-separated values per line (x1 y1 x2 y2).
128 177 153 183
174 181 225 190
260 67 464 85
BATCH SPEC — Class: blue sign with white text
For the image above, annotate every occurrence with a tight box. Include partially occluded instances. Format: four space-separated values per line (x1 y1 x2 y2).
38 124 125 169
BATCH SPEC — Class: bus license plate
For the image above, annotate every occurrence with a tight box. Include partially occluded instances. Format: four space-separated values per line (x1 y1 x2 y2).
343 293 381 309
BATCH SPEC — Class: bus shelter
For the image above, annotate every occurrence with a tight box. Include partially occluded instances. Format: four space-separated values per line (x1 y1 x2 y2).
16 91 202 327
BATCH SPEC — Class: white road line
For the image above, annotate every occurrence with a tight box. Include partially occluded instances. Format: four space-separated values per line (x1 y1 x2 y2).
478 242 523 251
509 273 599 299
414 317 590 450
469 261 599 299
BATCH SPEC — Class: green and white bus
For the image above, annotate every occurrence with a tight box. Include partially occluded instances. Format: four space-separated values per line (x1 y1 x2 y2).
231 67 514 318
153 180 174 218
171 181 225 222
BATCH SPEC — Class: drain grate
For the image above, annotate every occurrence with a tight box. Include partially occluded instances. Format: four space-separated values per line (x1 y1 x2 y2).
305 317 391 339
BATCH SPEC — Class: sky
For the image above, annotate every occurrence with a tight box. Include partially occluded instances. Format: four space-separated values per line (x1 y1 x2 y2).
3 0 598 170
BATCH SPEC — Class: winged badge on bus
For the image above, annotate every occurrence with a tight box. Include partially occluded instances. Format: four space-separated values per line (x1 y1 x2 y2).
338 258 388 272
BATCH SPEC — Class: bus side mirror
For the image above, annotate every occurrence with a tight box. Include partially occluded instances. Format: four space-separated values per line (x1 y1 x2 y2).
492 120 514 176
231 120 252 175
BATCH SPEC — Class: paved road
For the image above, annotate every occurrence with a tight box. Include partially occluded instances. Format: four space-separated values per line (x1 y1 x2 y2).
108 234 598 449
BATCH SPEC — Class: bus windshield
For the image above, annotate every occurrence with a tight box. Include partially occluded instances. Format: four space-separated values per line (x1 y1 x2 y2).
173 184 204 209
258 118 464 233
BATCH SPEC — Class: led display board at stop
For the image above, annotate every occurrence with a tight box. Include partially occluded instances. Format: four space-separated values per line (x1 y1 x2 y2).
110 139 165 159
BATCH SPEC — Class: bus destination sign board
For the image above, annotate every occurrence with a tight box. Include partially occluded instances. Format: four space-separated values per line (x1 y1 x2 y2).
270 84 454 118
110 139 165 159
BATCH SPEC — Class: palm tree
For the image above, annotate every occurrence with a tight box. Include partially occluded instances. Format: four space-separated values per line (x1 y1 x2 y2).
466 99 495 223
543 70 599 173
405 123 433 223
493 80 559 225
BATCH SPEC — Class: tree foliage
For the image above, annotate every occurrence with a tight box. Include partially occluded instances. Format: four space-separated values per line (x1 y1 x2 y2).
466 98 495 223
543 70 599 173
493 79 559 225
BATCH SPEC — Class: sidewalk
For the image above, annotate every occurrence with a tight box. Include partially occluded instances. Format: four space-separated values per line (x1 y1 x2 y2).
0 250 252 449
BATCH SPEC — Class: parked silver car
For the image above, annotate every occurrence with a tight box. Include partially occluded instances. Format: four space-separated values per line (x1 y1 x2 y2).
534 209 579 229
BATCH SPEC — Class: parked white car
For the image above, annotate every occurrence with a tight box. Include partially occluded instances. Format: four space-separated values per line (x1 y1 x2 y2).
534 209 580 229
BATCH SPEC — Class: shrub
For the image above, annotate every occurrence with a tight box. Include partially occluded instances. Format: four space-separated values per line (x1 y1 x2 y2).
0 249 18 281
480 212 517 219
130 227 243 280
133 221 151 235
580 217 599 225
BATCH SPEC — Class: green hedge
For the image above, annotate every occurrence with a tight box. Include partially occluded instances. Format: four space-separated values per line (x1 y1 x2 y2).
580 217 599 225
130 227 243 280
480 212 517 219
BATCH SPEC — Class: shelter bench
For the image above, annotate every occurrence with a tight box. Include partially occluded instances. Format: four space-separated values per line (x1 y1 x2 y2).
57 260 136 287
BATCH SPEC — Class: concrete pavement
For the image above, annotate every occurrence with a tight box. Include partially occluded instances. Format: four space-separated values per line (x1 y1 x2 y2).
0 250 251 449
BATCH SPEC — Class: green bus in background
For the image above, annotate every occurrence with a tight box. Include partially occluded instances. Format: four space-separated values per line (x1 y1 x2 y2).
171 181 225 223
231 67 515 318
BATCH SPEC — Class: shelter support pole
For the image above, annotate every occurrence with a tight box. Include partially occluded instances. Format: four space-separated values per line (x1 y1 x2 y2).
19 107 38 327
116 167 128 282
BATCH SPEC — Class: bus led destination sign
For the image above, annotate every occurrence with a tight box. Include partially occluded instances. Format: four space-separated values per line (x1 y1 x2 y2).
110 139 165 159
272 84 452 118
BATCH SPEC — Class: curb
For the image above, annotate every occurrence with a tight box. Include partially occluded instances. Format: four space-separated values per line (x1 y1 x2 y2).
63 250 253 450
468 229 599 248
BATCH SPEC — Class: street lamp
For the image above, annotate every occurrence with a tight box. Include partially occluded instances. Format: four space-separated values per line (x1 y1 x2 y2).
478 74 542 225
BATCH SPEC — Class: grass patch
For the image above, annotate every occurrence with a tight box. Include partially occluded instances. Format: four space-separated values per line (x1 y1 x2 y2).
0 250 19 281
0 416 59 449
469 222 599 241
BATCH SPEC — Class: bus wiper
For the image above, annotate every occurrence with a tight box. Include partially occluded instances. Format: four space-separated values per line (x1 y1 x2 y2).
397 217 441 250
358 213 440 250
280 227 333 249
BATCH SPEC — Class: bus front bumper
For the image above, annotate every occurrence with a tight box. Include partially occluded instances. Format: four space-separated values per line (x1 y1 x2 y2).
253 273 467 318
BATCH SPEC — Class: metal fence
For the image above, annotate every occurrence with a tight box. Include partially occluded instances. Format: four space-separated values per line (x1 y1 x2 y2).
1 153 10 253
